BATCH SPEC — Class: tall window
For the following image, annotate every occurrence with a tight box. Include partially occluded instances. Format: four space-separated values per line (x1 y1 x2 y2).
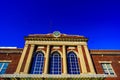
30 52 44 74
67 52 80 74
0 62 9 74
49 51 61 74
101 63 115 75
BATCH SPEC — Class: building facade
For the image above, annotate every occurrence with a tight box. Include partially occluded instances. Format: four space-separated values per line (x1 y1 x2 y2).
0 31 120 80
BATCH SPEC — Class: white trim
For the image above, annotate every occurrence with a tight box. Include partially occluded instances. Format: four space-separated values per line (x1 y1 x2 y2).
37 46 45 49
68 47 75 49
0 60 12 62
99 61 112 63
53 46 60 49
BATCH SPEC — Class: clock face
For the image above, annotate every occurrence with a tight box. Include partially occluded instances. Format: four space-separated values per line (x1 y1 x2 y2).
53 31 61 37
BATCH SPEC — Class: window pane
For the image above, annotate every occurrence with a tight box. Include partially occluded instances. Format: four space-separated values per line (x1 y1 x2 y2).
0 63 3 68
49 52 61 74
0 62 9 74
101 63 115 75
67 52 80 74
30 52 44 74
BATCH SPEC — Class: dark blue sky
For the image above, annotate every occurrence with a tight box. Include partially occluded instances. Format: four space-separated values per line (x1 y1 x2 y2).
0 0 120 49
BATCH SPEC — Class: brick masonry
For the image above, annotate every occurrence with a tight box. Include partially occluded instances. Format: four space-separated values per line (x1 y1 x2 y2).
0 49 22 74
91 51 120 80
0 48 120 80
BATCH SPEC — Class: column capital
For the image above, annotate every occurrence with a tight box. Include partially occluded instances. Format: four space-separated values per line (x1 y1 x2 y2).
47 45 50 47
31 44 35 47
24 44 29 47
83 45 88 47
77 45 82 48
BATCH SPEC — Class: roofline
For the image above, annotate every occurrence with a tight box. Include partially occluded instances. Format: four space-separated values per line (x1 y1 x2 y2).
0 48 23 54
90 49 120 54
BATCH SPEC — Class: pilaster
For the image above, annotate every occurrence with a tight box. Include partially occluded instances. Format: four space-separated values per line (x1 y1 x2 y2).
62 45 67 74
83 45 95 73
77 45 87 73
15 44 29 73
43 45 50 74
24 44 35 73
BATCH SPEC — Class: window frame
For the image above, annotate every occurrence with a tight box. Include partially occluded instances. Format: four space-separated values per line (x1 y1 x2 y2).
67 51 80 74
99 61 116 77
49 51 62 74
0 61 10 74
30 51 44 74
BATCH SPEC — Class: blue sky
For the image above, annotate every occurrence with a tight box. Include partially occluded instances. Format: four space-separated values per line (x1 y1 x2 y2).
0 0 120 49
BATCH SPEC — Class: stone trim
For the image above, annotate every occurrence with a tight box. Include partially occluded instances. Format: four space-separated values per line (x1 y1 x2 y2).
77 45 87 73
91 52 120 54
15 44 29 73
83 46 95 73
68 47 75 49
90 50 120 54
99 61 112 63
25 37 88 42
0 60 12 62
26 41 87 46
67 50 79 58
43 45 50 74
0 49 22 54
24 44 35 73
0 74 106 78
51 50 63 57
62 45 67 74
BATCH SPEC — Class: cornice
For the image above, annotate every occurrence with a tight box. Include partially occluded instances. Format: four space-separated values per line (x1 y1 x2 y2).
0 49 23 54
90 49 120 54
24 37 88 42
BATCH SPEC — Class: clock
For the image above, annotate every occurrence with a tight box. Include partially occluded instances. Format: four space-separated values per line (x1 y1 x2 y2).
53 31 61 37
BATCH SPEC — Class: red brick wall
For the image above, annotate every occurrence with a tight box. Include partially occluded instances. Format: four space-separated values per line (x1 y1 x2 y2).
91 54 120 80
0 53 21 74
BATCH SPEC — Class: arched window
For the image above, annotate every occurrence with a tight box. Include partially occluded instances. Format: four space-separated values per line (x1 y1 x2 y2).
49 51 61 74
67 52 80 74
30 52 44 74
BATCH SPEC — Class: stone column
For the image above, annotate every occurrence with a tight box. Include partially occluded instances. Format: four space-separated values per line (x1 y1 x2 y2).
77 45 87 73
83 45 95 73
15 44 29 73
62 45 67 74
43 45 50 74
24 44 35 73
